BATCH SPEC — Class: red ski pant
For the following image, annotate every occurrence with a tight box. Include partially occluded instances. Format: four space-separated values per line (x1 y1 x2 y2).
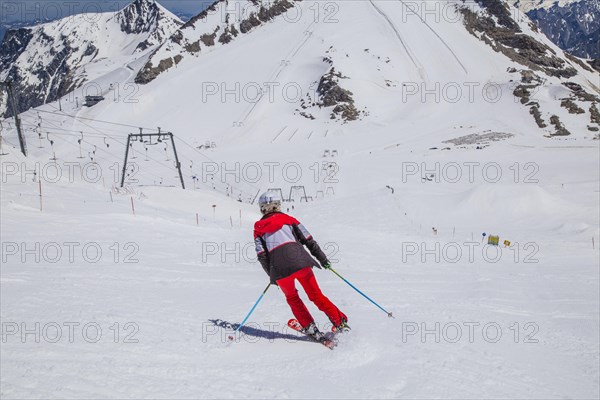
277 267 346 328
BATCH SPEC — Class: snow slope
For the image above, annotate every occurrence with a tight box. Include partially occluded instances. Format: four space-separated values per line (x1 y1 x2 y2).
1 138 598 398
0 0 599 398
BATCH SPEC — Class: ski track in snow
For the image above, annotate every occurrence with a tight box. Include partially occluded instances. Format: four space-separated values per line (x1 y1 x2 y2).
367 0 428 82
238 20 318 125
396 0 469 75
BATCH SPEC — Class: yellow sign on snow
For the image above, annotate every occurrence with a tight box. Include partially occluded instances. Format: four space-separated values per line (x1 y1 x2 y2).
488 235 500 246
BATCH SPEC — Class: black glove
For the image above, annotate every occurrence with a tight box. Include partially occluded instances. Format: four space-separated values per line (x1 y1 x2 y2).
321 261 332 270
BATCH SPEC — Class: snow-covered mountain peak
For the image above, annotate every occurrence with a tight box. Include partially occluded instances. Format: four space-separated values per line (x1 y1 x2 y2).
0 0 182 116
111 0 183 52
113 0 181 36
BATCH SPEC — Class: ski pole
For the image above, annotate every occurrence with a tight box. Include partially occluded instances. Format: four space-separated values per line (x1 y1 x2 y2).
329 267 394 318
228 283 271 340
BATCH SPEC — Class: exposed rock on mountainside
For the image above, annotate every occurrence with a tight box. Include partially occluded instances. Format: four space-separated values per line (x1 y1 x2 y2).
297 66 363 123
135 0 294 85
461 0 577 78
523 0 600 59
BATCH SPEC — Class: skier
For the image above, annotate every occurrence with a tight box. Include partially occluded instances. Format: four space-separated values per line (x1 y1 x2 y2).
253 191 349 341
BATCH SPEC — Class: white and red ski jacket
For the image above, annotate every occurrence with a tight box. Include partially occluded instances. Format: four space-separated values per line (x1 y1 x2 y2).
253 212 329 282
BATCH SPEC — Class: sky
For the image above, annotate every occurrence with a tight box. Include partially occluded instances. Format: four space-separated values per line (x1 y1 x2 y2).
0 0 210 41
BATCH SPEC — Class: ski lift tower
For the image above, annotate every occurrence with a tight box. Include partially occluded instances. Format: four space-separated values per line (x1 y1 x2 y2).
0 81 27 156
121 129 185 189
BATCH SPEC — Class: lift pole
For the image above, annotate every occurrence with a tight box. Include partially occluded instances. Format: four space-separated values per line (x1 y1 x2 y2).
0 81 27 157
121 131 185 189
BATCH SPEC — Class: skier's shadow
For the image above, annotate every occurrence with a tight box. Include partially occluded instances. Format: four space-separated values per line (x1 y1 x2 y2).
209 318 311 342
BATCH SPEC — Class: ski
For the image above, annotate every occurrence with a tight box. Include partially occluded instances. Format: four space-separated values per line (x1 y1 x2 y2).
287 319 337 350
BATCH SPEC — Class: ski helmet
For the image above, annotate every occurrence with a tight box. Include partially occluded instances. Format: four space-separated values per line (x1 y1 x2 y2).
258 191 282 215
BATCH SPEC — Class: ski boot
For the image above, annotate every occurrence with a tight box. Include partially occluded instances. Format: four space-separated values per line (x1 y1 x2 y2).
303 322 326 341
332 319 351 334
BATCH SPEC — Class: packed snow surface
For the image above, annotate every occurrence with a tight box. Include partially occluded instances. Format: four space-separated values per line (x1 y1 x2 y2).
1 0 599 398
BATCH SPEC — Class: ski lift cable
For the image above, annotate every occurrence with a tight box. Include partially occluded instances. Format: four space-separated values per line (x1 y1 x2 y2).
173 136 262 193
20 119 129 138
30 116 134 170
18 122 255 199
10 123 255 198
31 111 133 137
19 118 106 140
22 113 128 151
43 104 143 138
30 107 217 185
42 105 195 180
10 118 64 160
38 105 258 197
33 116 128 152
39 128 170 184
36 107 155 131
34 117 126 164
37 125 119 166
42 105 147 154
